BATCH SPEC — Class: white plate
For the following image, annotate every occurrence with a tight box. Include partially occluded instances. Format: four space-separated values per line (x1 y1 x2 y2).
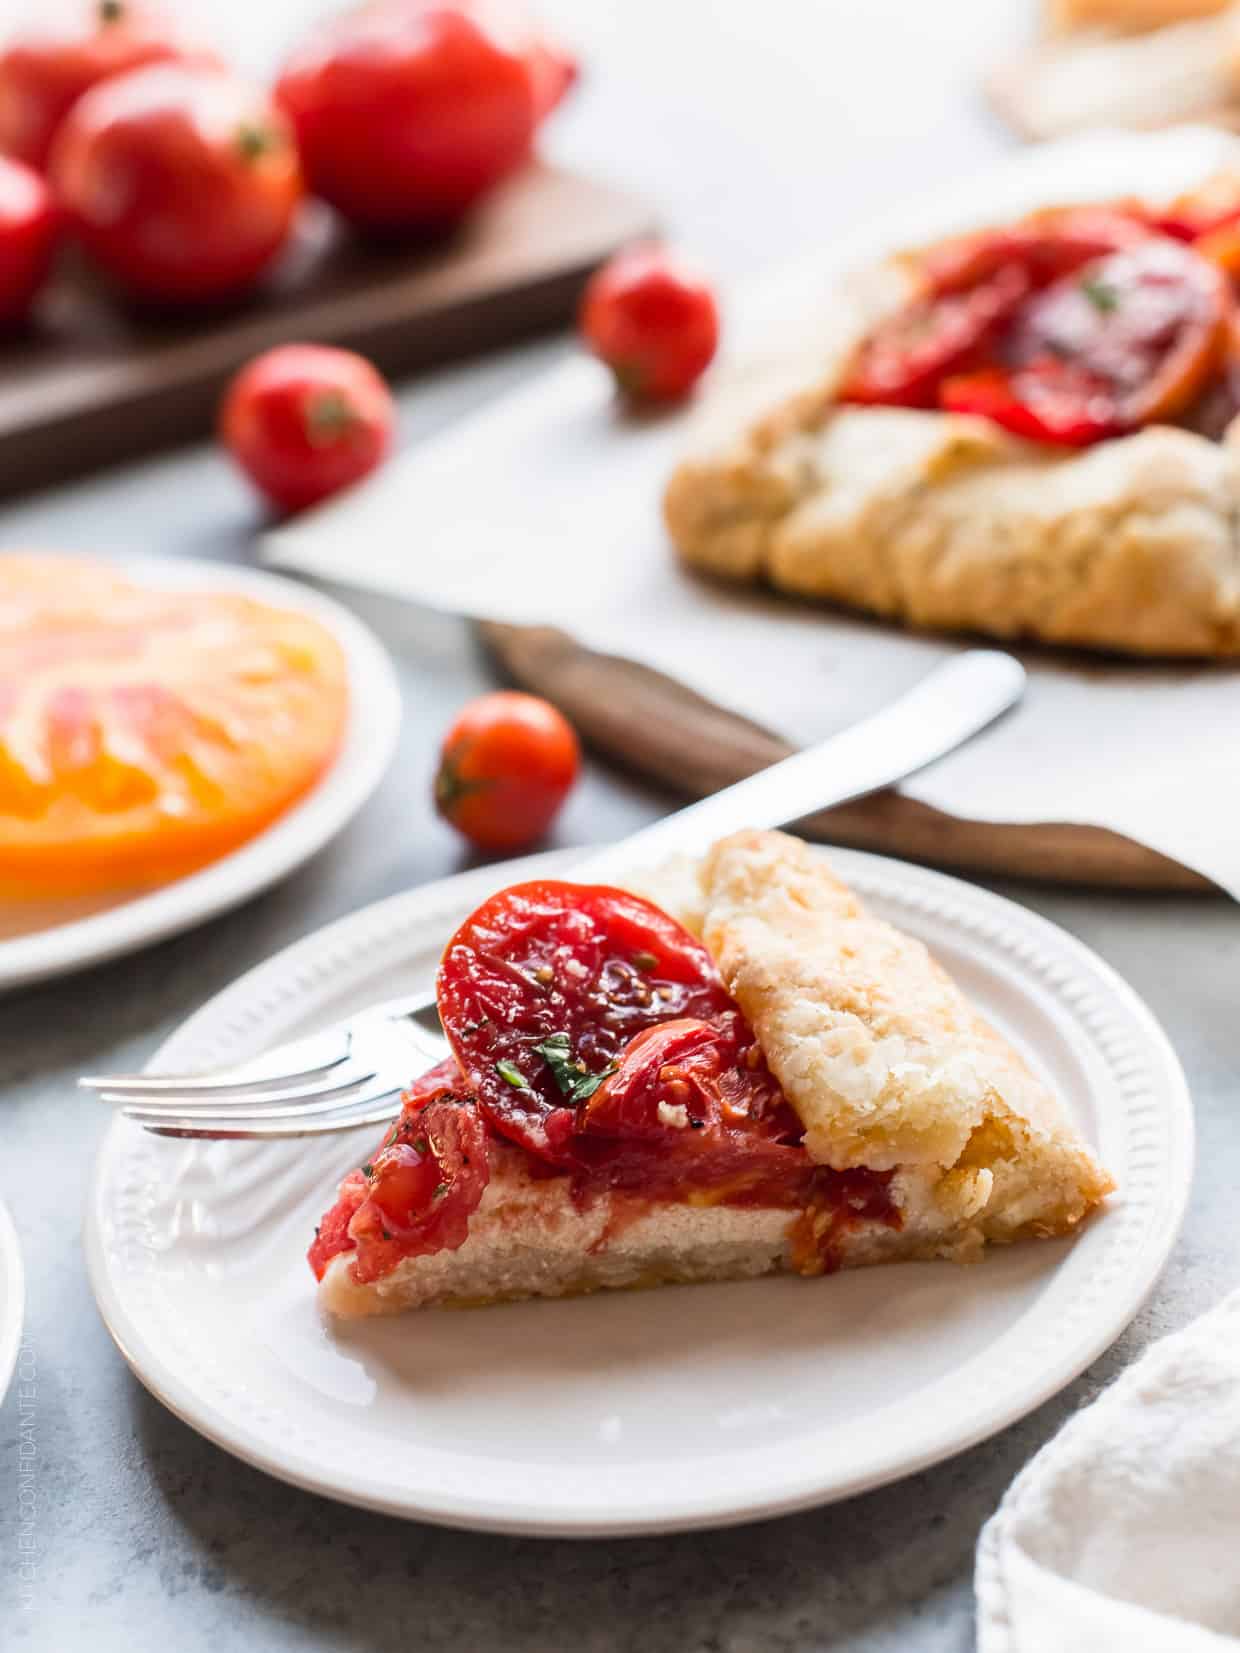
0 1198 24 1404
0 557 401 993
85 848 1193 1536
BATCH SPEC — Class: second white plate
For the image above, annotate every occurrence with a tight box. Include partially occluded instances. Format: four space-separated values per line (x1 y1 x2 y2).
0 1199 23 1405
85 848 1192 1536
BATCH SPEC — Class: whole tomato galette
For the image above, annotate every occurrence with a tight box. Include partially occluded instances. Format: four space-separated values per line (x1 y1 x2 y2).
665 181 1240 656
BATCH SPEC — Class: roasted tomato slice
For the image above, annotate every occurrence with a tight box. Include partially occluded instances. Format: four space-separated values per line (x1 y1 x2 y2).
308 1058 490 1286
437 880 739 1162
579 1017 795 1142
572 1015 809 1200
839 263 1030 409
1155 172 1240 243
942 238 1228 445
919 205 1150 294
841 206 1152 410
307 1168 367 1282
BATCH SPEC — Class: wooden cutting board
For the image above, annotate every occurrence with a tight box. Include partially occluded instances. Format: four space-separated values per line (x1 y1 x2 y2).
481 621 1214 892
0 164 653 499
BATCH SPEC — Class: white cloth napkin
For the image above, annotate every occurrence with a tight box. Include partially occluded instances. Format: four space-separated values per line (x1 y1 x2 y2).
976 1288 1240 1651
263 127 1240 897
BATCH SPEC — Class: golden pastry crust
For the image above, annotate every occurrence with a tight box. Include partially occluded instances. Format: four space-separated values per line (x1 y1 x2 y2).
694 831 1112 1220
664 297 1240 659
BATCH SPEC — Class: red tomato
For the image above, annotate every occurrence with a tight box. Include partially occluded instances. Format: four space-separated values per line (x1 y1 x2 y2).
307 1058 491 1285
220 344 395 514
0 154 56 323
579 244 720 401
842 208 1148 410
276 0 559 232
434 691 580 852
49 64 302 304
943 238 1227 445
840 266 1030 409
345 1093 490 1284
1155 172 1240 242
526 30 577 120
0 0 214 171
437 879 741 1161
918 206 1150 294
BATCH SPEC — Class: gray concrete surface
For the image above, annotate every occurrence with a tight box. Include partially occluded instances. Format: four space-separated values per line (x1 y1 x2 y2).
2 3 1236 1649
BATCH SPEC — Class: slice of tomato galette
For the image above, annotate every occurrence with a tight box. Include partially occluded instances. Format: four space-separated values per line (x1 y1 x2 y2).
310 831 1113 1316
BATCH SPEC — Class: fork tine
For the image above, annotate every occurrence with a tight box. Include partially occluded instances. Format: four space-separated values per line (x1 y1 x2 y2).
129 1093 403 1140
79 1051 353 1098
79 1023 356 1097
109 1070 389 1122
91 1064 377 1112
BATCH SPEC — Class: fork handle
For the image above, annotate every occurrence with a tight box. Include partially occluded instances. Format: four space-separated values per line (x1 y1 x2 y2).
567 649 1022 884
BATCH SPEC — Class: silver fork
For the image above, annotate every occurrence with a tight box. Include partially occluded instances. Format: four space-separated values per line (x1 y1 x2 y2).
81 649 1023 1140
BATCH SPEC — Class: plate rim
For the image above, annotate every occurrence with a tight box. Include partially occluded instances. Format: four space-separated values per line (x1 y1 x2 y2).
0 555 401 992
84 846 1195 1536
0 1197 25 1405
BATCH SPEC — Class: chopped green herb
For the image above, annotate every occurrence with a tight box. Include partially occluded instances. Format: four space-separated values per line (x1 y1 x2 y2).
432 1182 448 1200
361 1162 374 1178
413 1137 428 1154
496 1058 529 1089
570 1068 615 1102
632 951 658 971
1080 277 1119 314
535 1031 616 1104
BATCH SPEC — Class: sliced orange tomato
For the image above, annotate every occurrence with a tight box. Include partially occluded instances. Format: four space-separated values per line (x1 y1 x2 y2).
0 555 348 900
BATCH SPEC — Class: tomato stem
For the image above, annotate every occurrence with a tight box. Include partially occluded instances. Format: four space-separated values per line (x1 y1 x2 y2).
433 754 490 813
303 389 359 446
235 122 276 163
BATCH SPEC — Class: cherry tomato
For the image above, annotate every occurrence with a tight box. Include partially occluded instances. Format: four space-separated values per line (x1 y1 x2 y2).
220 344 395 514
0 154 56 324
50 64 302 305
437 879 746 1161
434 691 579 852
579 244 720 401
0 0 214 171
276 0 556 232
943 238 1227 445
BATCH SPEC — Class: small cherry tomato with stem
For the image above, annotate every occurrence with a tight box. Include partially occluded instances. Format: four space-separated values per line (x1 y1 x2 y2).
219 344 395 515
0 155 57 325
579 244 720 402
434 691 580 853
